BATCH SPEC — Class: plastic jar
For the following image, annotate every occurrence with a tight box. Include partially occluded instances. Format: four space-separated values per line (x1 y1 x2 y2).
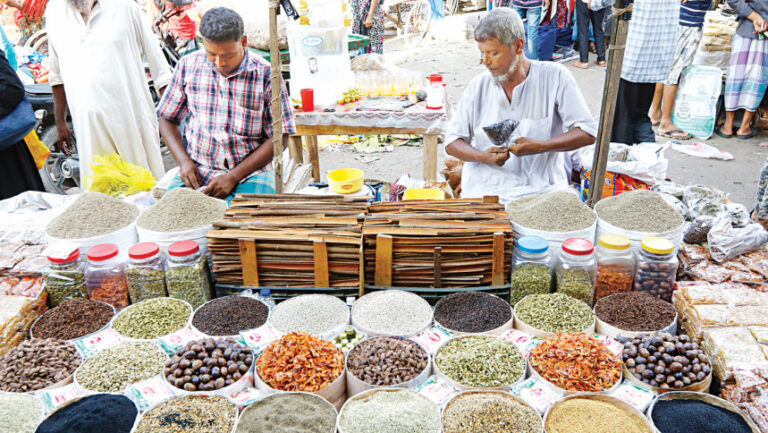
126 242 167 303
634 237 679 302
593 234 635 304
85 243 130 310
510 236 553 306
555 238 597 307
45 247 87 307
165 240 211 309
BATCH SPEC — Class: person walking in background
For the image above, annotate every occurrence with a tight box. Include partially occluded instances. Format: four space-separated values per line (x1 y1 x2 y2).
611 0 678 145
572 0 610 69
352 0 384 54
716 0 768 139
0 48 45 199
649 0 713 140
507 0 546 60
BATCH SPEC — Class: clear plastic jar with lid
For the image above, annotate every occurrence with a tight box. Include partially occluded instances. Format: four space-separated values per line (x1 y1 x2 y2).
126 242 167 303
634 237 678 302
165 240 211 309
45 246 87 307
593 234 635 304
85 243 130 310
510 236 553 306
555 238 597 307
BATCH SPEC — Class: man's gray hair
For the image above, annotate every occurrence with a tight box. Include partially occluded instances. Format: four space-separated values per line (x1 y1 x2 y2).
474 8 526 48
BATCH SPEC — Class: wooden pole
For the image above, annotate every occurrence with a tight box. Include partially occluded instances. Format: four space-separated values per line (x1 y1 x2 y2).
269 0 284 194
588 0 633 207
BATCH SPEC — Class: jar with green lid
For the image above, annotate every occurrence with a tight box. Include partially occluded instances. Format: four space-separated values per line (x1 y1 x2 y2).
510 235 552 307
165 240 211 309
126 242 167 303
593 234 635 304
555 238 597 307
45 246 87 307
634 237 678 302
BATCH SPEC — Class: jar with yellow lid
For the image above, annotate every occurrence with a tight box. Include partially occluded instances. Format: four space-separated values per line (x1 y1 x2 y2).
594 234 635 304
633 237 678 302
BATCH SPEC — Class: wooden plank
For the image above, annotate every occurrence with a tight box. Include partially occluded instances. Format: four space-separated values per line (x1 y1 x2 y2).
288 135 304 164
491 232 505 286
374 234 393 286
314 240 330 287
434 246 442 288
296 124 430 136
306 135 321 182
238 239 259 286
423 134 438 182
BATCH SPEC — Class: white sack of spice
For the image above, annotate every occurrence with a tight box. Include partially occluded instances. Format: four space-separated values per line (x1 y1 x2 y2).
138 188 227 232
46 192 139 239
506 191 596 232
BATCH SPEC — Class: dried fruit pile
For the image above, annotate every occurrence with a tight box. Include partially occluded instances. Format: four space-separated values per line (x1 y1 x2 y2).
257 332 344 392
529 333 621 392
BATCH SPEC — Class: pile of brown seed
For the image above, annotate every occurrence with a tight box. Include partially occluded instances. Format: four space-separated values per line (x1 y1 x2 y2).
164 338 253 392
46 192 139 239
0 339 81 392
347 337 429 386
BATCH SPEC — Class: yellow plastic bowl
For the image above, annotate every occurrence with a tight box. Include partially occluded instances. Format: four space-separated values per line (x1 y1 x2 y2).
328 168 364 194
403 188 445 200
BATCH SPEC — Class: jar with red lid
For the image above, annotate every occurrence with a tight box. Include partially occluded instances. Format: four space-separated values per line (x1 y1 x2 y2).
126 242 167 303
84 243 130 310
555 238 597 306
165 240 211 309
45 245 87 307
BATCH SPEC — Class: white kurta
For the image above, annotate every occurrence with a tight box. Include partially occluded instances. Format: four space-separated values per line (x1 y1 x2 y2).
445 61 598 203
46 0 172 182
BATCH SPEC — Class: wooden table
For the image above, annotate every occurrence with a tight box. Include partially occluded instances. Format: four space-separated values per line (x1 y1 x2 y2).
287 101 449 183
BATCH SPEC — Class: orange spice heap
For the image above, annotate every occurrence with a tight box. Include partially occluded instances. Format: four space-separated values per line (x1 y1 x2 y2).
256 332 344 392
529 332 622 392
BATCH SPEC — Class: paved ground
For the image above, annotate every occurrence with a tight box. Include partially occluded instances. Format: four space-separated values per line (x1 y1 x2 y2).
316 12 768 208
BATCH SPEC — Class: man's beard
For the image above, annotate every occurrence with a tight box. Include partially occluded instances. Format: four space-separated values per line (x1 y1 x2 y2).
491 57 519 84
67 0 93 12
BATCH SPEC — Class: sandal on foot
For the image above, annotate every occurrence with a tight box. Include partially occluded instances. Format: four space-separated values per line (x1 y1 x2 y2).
573 61 589 69
736 129 758 139
595 60 607 67
657 129 692 140
715 126 733 138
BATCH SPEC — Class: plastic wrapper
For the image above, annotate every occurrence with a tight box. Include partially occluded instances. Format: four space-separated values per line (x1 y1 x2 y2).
750 327 768 345
684 216 716 244
0 292 47 356
84 153 155 197
679 244 711 265
652 181 686 199
702 327 768 382
482 119 520 147
738 250 768 279
661 193 687 219
725 203 752 228
708 216 768 263
580 142 669 185
688 260 732 283
676 281 768 306
0 276 45 298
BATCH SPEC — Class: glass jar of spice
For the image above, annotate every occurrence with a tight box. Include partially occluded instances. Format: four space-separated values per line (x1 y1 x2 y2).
510 236 553 307
165 240 211 309
45 246 87 307
555 238 597 307
85 243 131 310
593 234 635 305
634 237 679 302
126 242 167 303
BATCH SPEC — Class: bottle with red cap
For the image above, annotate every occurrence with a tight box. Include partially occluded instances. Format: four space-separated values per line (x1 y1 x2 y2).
165 240 211 309
555 238 597 307
126 242 167 303
45 244 87 307
84 243 131 310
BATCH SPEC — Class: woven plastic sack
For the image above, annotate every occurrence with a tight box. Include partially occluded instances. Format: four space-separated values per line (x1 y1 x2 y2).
84 154 155 197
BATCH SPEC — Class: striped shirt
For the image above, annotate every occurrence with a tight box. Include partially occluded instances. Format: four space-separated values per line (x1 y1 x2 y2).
680 0 712 27
509 0 543 8
156 49 296 185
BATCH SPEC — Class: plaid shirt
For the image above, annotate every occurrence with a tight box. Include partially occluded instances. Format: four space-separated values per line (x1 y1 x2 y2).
157 49 296 185
621 0 679 83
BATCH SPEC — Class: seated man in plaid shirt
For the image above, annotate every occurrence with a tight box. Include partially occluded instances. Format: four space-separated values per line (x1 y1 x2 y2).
157 7 296 202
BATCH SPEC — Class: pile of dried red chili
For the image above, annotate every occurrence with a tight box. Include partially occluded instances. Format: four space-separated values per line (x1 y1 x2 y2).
256 332 344 393
529 333 621 392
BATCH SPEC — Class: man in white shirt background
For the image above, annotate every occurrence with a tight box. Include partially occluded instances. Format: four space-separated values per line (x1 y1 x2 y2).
444 8 597 203
46 0 172 184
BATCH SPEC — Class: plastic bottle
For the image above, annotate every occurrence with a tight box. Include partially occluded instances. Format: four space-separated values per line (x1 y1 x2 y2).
510 235 553 306
259 288 276 310
85 243 130 310
634 237 679 302
555 238 597 307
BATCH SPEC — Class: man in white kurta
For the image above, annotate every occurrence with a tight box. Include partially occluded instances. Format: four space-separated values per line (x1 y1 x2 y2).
45 0 172 182
445 8 597 203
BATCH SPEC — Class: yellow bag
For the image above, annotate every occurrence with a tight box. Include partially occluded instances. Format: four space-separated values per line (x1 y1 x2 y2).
84 153 155 196
23 130 50 170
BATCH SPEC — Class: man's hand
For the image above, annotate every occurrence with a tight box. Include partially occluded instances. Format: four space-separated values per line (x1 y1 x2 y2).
748 11 768 33
508 137 543 157
179 160 202 190
202 172 238 199
752 209 768 229
483 146 510 167
364 14 374 28
55 123 75 156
